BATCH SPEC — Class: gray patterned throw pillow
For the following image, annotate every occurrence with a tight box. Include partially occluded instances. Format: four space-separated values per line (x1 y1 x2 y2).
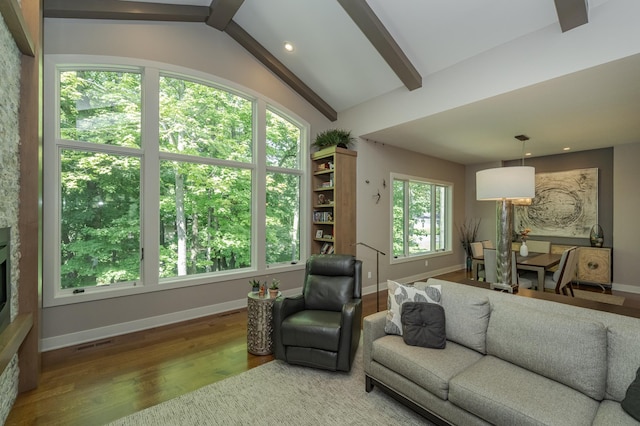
384 280 442 335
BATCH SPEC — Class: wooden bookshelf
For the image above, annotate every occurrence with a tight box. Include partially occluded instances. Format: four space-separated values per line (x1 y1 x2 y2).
311 146 357 256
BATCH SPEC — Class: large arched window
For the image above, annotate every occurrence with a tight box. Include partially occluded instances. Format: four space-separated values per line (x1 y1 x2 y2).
44 56 308 306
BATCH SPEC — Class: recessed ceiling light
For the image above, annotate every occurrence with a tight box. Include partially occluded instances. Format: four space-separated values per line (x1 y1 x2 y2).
563 147 571 151
284 42 294 52
525 152 532 156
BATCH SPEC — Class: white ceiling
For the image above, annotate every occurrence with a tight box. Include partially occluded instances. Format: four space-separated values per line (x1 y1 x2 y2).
130 0 640 165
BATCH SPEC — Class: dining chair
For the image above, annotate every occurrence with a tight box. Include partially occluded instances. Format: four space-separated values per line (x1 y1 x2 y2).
513 251 533 289
470 242 484 258
483 248 497 283
484 248 532 289
525 240 551 253
471 242 485 280
544 247 578 296
482 240 494 249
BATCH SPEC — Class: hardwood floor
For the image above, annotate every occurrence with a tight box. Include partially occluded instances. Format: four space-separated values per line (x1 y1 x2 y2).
6 270 640 425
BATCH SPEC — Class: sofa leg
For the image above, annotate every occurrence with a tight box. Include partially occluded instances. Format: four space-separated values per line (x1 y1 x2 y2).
365 375 374 392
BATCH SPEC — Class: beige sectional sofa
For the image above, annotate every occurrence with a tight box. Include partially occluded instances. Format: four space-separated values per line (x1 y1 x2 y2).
363 278 640 425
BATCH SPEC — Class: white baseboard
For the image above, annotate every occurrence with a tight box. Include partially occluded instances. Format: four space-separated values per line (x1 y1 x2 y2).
41 288 300 352
609 283 640 294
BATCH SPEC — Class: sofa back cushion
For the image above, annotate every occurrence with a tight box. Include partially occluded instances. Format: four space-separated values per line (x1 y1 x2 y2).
428 278 490 354
606 325 640 401
487 302 607 400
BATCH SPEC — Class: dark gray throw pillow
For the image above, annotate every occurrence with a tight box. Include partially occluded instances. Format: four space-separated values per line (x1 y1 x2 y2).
622 366 640 421
400 302 446 349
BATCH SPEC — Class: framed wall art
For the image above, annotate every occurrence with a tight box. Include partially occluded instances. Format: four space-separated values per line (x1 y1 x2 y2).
514 168 598 238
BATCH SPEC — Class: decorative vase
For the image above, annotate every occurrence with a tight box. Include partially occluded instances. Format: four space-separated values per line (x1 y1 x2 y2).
269 289 279 298
590 224 604 247
466 255 472 272
519 241 528 257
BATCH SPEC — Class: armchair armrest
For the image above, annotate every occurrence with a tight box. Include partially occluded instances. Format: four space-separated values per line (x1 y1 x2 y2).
363 311 388 373
272 294 305 360
336 298 362 372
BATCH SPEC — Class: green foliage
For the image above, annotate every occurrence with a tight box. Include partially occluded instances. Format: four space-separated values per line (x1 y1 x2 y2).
312 129 355 150
269 279 280 290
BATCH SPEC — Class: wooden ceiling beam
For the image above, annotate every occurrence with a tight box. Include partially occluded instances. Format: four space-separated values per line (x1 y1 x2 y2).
43 0 209 22
554 0 589 32
224 20 337 121
206 0 244 31
0 0 35 56
337 0 421 91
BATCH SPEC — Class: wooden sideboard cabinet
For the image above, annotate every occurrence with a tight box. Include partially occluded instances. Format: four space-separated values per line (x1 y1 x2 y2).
523 243 612 288
575 247 612 287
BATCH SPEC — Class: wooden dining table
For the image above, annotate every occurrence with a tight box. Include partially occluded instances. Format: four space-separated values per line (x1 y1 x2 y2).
472 251 562 292
515 252 561 292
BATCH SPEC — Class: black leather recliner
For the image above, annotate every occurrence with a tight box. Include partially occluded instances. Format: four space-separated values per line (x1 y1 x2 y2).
273 254 362 372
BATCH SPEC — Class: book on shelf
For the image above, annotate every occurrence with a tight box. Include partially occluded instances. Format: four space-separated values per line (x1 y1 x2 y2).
313 211 333 222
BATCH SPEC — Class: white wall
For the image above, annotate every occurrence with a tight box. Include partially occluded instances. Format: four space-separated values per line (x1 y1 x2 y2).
613 142 640 291
352 140 466 288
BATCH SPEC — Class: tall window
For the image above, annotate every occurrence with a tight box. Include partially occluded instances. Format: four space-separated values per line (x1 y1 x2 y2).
392 174 451 259
265 109 302 264
45 58 307 303
58 70 142 289
158 76 254 278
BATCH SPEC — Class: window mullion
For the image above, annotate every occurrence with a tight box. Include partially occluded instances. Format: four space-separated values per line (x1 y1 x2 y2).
255 99 267 270
404 181 410 257
142 67 161 287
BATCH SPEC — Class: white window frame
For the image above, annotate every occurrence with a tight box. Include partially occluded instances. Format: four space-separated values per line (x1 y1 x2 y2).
43 55 310 307
390 172 453 264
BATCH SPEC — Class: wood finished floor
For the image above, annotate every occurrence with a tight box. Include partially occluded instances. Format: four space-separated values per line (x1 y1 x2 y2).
7 269 640 425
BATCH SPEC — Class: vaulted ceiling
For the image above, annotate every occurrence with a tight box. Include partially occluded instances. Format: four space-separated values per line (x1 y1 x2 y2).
44 0 640 164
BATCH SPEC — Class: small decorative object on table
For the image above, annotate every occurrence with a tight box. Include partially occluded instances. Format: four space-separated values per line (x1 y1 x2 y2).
519 228 531 257
269 279 280 298
249 279 261 293
590 224 604 247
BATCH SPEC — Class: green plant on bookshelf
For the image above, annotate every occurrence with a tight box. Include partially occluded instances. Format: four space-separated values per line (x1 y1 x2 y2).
312 129 355 150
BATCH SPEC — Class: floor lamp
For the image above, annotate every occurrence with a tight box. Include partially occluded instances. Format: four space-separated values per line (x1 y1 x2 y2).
355 242 386 311
476 166 535 293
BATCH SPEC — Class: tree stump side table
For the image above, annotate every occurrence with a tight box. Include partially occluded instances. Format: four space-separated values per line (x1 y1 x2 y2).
247 291 279 355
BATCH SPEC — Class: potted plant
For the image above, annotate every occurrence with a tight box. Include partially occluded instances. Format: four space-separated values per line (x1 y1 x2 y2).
249 279 261 293
268 279 280 298
312 129 355 151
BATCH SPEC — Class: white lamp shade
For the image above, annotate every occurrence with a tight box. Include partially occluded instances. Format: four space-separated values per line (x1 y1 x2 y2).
476 166 535 200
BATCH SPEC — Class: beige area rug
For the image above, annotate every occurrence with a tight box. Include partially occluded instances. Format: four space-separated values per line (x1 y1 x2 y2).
573 289 625 306
108 346 430 426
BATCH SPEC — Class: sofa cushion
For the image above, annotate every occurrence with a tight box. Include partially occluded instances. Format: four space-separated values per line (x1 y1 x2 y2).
401 302 446 349
622 367 640 421
593 400 640 426
486 301 607 400
385 280 441 335
607 325 640 401
371 334 482 400
449 356 599 426
428 278 490 354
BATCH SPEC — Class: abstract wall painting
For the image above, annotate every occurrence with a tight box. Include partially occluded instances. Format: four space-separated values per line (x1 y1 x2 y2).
514 168 598 238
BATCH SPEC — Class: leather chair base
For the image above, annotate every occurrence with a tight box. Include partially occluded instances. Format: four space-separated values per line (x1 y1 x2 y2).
285 346 338 371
